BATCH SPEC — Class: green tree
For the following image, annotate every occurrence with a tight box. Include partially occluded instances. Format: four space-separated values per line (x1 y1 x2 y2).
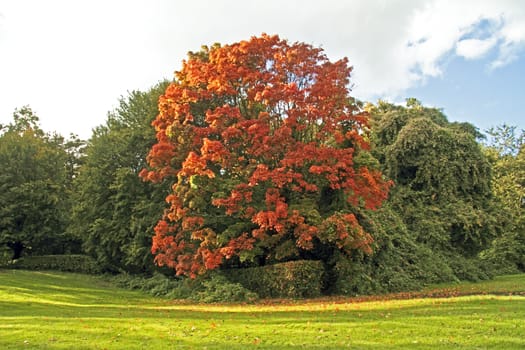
369 99 497 254
0 107 73 259
482 125 525 271
70 82 171 273
362 99 501 284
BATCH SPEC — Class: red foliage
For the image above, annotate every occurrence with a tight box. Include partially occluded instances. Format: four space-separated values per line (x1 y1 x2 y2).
142 34 392 277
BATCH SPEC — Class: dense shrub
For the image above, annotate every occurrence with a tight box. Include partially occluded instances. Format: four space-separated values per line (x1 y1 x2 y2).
108 272 257 302
447 254 494 282
329 245 494 296
481 228 525 275
330 249 457 296
327 206 460 296
109 272 190 298
8 255 101 274
0 246 11 267
224 260 324 298
329 254 380 295
191 274 259 303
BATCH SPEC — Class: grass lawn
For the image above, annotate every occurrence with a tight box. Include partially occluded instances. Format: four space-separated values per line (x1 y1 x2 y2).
0 270 524 349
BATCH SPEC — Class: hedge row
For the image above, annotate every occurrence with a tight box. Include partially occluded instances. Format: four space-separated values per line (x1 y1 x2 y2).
7 255 102 274
223 260 324 298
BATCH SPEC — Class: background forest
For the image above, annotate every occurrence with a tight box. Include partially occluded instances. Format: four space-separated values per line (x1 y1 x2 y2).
1 37 524 301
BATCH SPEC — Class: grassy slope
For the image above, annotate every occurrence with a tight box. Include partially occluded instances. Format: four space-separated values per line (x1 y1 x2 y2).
0 270 524 349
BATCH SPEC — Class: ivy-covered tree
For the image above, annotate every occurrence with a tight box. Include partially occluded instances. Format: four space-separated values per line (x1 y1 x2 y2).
368 99 501 273
70 82 171 273
142 34 392 278
0 107 74 259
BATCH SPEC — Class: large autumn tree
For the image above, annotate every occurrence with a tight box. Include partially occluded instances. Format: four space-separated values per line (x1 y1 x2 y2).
142 34 392 277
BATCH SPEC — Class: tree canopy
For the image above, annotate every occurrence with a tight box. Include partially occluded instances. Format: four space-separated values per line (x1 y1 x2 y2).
70 82 171 273
0 107 75 259
142 34 392 277
369 100 499 256
482 125 525 271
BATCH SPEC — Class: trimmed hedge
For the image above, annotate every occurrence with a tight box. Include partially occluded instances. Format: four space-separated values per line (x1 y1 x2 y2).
7 255 102 274
223 260 324 298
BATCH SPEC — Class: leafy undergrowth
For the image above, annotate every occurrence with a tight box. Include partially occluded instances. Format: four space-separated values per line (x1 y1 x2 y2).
0 270 524 349
268 273 525 307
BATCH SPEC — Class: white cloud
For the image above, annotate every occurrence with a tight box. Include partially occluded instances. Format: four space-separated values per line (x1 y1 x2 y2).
456 38 498 60
0 0 524 138
407 1 524 75
490 18 525 68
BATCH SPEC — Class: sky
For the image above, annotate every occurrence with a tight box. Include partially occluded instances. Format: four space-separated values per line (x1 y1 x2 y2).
0 0 524 140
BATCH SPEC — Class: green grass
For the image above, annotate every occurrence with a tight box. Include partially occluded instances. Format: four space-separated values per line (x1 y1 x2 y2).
1 270 524 349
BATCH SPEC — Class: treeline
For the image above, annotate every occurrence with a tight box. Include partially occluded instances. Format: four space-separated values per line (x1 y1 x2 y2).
1 37 524 298
2 88 523 295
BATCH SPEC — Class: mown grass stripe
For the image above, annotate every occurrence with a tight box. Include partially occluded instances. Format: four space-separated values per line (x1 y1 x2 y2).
0 270 524 349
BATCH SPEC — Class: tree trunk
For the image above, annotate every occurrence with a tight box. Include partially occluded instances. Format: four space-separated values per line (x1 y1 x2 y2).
8 242 24 260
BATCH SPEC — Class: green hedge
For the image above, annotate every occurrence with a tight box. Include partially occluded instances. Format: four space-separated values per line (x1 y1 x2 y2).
223 260 324 298
7 255 101 274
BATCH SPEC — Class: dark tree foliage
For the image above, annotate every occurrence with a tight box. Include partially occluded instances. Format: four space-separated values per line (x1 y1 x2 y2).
70 82 172 273
0 107 79 259
369 99 498 255
332 99 505 294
